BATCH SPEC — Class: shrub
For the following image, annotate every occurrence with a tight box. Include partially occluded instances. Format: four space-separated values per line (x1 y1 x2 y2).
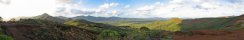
0 35 13 40
140 27 149 31
97 30 120 40
0 17 2 22
0 27 13 40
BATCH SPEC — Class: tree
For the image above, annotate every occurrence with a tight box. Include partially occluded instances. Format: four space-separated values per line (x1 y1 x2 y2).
140 27 149 31
0 34 13 40
0 17 2 22
0 27 13 40
97 30 120 40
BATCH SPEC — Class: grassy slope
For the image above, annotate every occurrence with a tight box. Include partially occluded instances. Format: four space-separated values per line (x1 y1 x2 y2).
180 17 237 31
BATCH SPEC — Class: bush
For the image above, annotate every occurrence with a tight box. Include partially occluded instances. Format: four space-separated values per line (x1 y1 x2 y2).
97 30 120 40
0 27 13 40
140 27 149 31
0 35 13 40
0 16 2 22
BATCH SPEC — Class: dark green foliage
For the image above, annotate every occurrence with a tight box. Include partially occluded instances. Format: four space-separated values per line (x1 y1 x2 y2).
16 19 59 26
0 16 2 22
97 30 120 40
140 27 149 31
29 26 85 40
0 26 13 40
125 30 152 40
3 19 96 40
0 35 13 40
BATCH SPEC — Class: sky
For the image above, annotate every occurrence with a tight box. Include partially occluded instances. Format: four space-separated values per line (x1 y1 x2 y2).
0 0 244 20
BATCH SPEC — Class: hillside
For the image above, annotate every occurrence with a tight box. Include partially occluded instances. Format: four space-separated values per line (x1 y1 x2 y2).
180 15 244 31
180 17 237 31
173 15 244 40
31 13 67 23
0 19 96 40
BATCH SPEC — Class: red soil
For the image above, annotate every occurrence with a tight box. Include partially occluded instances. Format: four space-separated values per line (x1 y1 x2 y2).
174 30 244 40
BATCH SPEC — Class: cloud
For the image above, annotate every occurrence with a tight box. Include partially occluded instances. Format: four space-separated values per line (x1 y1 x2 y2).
0 0 11 5
0 0 86 19
123 0 244 18
96 3 119 13
0 0 56 20
55 2 120 17
1 0 244 20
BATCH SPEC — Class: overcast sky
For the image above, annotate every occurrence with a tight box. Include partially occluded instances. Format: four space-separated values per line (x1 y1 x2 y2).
0 0 244 20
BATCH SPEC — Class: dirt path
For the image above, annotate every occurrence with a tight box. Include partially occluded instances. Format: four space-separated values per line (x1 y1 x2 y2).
174 30 244 40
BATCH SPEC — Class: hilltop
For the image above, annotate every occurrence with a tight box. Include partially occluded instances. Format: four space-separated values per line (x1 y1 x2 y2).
174 14 244 40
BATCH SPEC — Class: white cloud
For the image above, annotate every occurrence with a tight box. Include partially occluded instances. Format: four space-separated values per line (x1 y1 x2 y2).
96 3 119 12
1 0 244 20
55 2 120 17
125 0 244 18
0 0 56 20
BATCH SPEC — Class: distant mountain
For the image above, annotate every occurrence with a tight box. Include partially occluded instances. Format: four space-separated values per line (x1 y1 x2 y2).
73 16 122 22
31 13 66 23
72 15 167 23
32 13 126 30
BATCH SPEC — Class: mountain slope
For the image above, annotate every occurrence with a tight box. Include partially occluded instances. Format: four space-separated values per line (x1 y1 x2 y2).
174 15 244 40
180 16 237 31
32 13 66 23
0 19 96 40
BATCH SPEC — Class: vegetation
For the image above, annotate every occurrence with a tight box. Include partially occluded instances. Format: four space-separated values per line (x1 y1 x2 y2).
2 13 244 40
0 26 13 40
180 17 237 31
0 17 2 22
0 34 13 40
64 20 81 26
97 30 120 40
118 18 182 32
